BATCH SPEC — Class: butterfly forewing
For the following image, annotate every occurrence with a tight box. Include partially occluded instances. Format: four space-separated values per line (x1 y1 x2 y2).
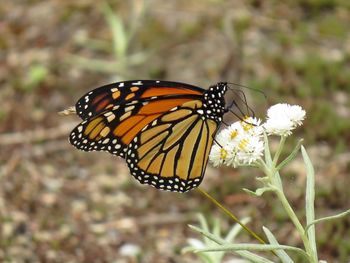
75 80 204 120
70 97 200 157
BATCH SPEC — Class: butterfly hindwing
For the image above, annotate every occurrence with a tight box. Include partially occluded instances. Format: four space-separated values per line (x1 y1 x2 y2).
125 100 218 192
69 102 141 157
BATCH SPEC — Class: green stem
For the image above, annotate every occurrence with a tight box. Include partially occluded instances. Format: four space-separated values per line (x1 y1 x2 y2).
196 187 266 245
274 188 314 261
262 136 318 262
273 136 286 166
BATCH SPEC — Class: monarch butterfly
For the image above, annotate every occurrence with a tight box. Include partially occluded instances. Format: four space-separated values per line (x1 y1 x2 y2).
69 80 236 192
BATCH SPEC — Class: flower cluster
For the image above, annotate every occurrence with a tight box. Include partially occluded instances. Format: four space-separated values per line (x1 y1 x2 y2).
264 103 306 136
210 117 264 168
209 103 306 167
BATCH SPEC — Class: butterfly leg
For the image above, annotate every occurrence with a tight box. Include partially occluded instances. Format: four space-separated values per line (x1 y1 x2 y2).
212 135 223 148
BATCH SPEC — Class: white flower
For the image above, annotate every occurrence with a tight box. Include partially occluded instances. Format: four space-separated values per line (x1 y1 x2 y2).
264 117 294 136
210 117 264 168
209 144 230 167
236 136 264 164
286 105 306 126
223 121 243 142
240 116 263 137
264 103 306 136
225 135 264 167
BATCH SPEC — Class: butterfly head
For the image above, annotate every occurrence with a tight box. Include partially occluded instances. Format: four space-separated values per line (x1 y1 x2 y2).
202 82 228 122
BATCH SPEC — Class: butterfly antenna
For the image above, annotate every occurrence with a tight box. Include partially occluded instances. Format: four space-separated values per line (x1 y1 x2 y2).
228 109 257 127
232 89 256 117
227 82 267 100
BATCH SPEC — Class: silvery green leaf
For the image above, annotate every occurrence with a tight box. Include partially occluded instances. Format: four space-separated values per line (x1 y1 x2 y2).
198 214 210 232
276 139 303 171
236 251 275 263
242 188 259 197
301 146 317 259
243 187 272 197
102 4 128 58
188 224 271 263
195 243 308 259
305 209 350 232
256 187 273 196
213 218 221 237
263 226 293 263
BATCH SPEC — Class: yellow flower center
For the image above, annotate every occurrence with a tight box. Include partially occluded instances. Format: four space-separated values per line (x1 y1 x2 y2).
230 130 238 140
240 116 254 132
238 138 249 151
220 148 227 160
241 122 253 132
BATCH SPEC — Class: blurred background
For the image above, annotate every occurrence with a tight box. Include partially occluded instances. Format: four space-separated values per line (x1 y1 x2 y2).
0 0 349 262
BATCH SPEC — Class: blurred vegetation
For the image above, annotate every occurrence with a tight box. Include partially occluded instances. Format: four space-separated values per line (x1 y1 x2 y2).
0 0 349 262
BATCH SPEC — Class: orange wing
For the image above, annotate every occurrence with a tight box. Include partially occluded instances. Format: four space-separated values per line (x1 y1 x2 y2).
69 97 199 158
75 80 203 120
125 100 218 192
70 80 229 192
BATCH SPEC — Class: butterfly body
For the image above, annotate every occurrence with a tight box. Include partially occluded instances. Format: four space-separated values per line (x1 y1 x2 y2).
69 80 229 192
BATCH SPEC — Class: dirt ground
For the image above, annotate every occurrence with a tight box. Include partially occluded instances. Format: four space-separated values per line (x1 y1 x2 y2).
0 1 350 262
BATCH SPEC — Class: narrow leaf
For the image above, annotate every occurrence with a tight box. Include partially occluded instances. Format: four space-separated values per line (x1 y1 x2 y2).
197 214 209 232
276 139 303 170
305 209 350 232
235 251 275 263
189 224 273 262
190 225 309 260
213 218 221 237
102 4 128 58
195 243 309 259
263 226 293 263
256 187 273 196
243 187 272 197
301 146 317 258
243 188 259 197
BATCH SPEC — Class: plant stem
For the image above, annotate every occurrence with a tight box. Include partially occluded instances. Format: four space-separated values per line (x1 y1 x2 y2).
262 136 318 262
196 187 266 245
273 136 286 166
274 188 314 262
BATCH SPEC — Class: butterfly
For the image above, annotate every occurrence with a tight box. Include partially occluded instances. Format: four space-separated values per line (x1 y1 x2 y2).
69 80 232 192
